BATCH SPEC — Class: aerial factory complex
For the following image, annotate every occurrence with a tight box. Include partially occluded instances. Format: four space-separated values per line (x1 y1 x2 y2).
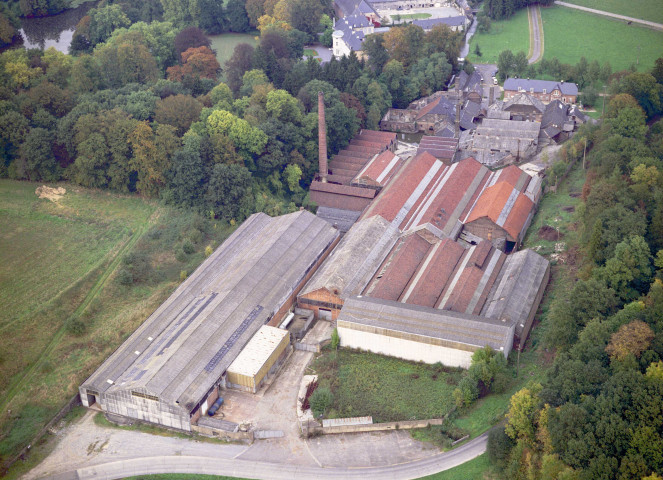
80 91 549 434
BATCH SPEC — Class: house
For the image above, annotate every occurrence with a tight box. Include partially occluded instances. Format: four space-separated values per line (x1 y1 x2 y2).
502 93 546 122
459 118 541 166
503 78 578 104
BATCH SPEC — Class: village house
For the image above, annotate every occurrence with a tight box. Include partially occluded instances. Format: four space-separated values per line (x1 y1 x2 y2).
503 78 578 104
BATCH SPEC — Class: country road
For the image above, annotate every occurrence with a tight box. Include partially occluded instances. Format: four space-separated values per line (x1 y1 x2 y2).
48 433 488 480
528 5 543 64
553 1 663 31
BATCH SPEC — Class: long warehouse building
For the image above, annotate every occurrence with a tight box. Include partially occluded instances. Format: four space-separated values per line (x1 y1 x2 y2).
79 210 339 431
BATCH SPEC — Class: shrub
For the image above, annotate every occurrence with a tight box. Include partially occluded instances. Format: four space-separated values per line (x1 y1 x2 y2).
309 386 333 417
205 245 213 257
182 239 195 254
487 425 516 471
331 327 340 350
67 318 86 336
453 376 478 408
189 228 203 244
302 380 318 410
116 268 133 285
180 270 188 281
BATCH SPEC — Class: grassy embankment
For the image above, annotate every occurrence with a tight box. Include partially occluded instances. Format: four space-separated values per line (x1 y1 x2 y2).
541 6 663 72
561 0 663 24
467 8 530 64
208 33 259 71
0 180 235 477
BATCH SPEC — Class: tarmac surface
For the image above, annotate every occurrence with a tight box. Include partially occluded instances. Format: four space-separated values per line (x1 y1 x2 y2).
528 5 543 64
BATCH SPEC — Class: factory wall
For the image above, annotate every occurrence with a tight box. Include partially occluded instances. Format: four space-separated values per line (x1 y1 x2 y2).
337 324 476 368
97 388 191 431
226 336 291 393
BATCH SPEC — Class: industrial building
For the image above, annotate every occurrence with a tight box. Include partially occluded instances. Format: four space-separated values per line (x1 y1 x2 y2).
79 210 339 431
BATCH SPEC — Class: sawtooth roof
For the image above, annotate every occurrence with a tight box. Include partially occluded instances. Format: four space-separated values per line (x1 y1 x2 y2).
81 211 339 411
353 150 403 188
464 182 535 242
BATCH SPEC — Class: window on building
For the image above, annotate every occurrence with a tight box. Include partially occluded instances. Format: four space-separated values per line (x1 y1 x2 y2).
543 89 546 94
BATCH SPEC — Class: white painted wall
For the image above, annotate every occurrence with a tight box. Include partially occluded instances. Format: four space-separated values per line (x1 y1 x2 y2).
338 327 474 368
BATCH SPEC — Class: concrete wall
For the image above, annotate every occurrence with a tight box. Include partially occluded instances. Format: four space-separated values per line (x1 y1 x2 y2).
311 418 444 435
298 288 344 321
100 388 191 431
338 326 475 368
191 424 253 441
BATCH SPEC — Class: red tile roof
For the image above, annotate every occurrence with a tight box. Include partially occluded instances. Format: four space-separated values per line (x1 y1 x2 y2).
464 182 535 242
367 233 433 301
492 165 531 191
415 97 442 120
353 151 403 188
362 152 442 223
359 129 397 142
401 237 465 307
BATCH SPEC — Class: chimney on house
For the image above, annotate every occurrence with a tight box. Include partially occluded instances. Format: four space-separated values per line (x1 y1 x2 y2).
318 91 328 183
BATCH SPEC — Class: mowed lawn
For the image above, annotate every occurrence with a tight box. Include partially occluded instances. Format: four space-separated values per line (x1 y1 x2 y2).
562 0 663 24
208 32 259 69
467 8 530 63
312 348 463 423
541 6 663 72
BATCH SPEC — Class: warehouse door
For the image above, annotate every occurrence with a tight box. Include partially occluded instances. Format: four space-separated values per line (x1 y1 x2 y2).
319 308 332 321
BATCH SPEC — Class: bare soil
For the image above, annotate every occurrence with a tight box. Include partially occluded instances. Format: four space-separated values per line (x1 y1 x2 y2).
35 185 66 202
538 225 564 241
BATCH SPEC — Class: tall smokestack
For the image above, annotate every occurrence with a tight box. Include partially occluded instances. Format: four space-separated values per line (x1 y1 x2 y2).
455 102 461 138
318 91 328 183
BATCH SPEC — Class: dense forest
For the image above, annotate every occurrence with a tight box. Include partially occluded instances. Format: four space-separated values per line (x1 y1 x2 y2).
0 0 465 221
488 60 663 480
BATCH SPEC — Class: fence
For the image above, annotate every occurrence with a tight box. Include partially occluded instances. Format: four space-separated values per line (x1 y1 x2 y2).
294 342 320 353
2 394 82 474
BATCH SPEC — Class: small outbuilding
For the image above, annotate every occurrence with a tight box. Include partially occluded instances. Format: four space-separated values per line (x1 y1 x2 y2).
226 326 291 393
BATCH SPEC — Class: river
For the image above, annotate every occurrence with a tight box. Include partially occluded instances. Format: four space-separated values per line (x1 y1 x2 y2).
18 1 97 54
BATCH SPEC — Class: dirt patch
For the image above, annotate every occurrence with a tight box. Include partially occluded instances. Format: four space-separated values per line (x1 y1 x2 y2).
569 192 581 198
562 206 575 212
36 186 66 202
538 225 563 241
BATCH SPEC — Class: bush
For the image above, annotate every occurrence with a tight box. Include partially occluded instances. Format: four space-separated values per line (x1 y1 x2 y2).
189 228 203 244
182 239 195 254
117 268 133 285
487 425 515 471
453 376 478 408
180 270 188 281
309 386 333 417
205 245 213 257
331 327 340 350
67 318 86 336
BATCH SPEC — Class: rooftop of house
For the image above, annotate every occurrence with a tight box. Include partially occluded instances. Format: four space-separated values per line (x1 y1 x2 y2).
504 78 578 96
503 92 546 113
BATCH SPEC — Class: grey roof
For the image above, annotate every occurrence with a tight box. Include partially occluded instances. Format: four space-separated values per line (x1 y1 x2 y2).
503 93 545 113
300 215 398 299
316 206 362 233
413 16 466 30
481 249 550 337
435 126 456 137
541 99 568 129
474 118 540 144
335 18 367 51
335 0 361 16
338 296 514 352
356 0 377 15
504 78 578 96
82 211 339 411
568 105 588 123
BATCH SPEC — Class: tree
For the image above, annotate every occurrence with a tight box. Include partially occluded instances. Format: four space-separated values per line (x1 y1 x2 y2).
245 0 266 27
283 163 302 192
453 375 479 407
129 123 179 196
606 320 655 361
362 34 389 74
601 235 653 300
18 128 59 181
487 425 515 471
174 26 211 58
497 50 515 81
289 0 323 36
227 0 250 32
225 43 255 94
207 109 268 158
88 5 131 47
505 383 542 443
240 69 270 97
154 94 203 135
198 0 228 34
383 24 425 68
266 89 302 123
94 34 159 88
474 44 482 57
167 46 221 81
169 148 206 208
618 72 663 118
205 163 253 220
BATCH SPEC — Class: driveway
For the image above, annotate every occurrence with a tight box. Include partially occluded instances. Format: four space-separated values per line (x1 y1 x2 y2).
528 5 543 64
304 44 333 64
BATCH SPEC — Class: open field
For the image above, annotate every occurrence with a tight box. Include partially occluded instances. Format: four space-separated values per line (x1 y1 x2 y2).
0 180 235 471
562 0 663 24
467 8 530 63
422 453 497 479
397 12 432 19
208 32 259 69
541 6 663 72
311 348 463 423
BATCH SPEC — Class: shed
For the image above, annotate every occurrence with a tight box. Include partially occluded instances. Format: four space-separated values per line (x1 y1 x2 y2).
226 326 291 393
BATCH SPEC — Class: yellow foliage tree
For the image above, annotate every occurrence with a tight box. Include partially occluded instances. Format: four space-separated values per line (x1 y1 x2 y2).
605 320 654 360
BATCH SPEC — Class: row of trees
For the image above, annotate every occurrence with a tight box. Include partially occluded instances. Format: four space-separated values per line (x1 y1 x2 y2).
487 63 663 480
483 0 554 20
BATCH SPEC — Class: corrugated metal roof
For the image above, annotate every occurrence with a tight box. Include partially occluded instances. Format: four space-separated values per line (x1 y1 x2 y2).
226 325 289 378
82 211 339 410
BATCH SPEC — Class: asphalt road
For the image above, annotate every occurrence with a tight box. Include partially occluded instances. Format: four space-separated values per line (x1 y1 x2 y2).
61 433 488 480
554 1 663 31
528 5 543 64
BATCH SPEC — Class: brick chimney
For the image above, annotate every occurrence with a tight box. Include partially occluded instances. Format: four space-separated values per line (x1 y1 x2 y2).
318 91 328 183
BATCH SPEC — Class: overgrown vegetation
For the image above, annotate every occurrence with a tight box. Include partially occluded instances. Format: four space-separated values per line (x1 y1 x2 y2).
0 181 235 469
486 62 663 480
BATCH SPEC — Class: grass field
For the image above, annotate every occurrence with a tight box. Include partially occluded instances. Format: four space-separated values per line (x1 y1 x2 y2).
0 180 235 472
540 6 663 72
562 0 663 24
311 349 464 423
208 32 259 69
467 8 530 63
396 13 432 20
421 453 498 479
